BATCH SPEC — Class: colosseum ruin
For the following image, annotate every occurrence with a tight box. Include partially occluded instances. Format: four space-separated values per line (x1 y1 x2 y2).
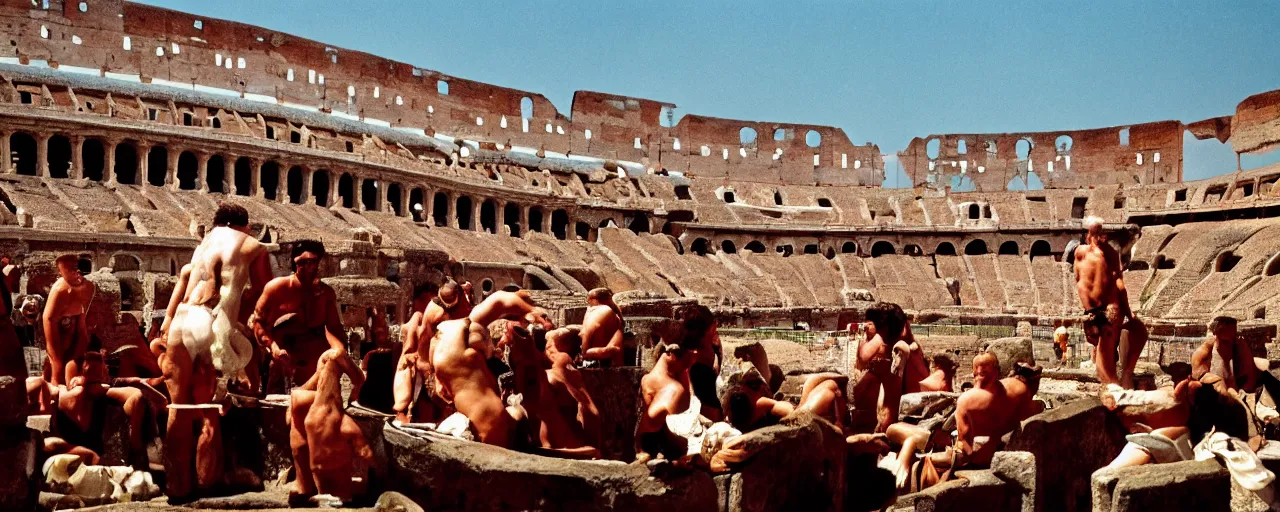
0 1 1279 511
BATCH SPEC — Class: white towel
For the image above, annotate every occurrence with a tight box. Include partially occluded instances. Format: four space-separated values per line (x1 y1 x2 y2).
1194 428 1275 503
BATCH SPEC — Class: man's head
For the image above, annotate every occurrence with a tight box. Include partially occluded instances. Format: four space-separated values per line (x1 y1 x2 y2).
865 302 907 344
54 254 84 285
413 282 439 311
972 352 1000 390
546 325 583 360
721 366 769 430
1084 216 1106 244
587 287 615 307
79 351 108 389
1208 316 1238 345
675 304 716 352
212 202 250 232
931 353 957 377
290 239 326 285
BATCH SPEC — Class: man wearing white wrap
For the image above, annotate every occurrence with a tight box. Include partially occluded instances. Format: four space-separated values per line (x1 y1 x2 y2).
162 203 273 502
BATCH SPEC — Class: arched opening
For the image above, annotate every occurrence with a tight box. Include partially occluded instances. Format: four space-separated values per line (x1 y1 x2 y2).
1016 138 1032 160
528 208 544 233
286 166 304 204
1264 254 1280 277
574 222 590 241
551 209 568 240
176 151 198 190
1216 251 1241 272
456 196 473 230
387 183 403 216
109 253 141 271
871 241 895 257
9 133 36 176
805 130 821 148
260 161 280 200
968 204 981 219
745 241 766 254
840 242 857 254
776 245 794 257
739 127 757 145
904 244 923 256
926 138 940 159
964 240 989 256
361 178 379 211
206 155 226 193
817 198 832 208
936 242 957 256
773 191 784 206
310 169 329 206
998 241 1020 255
113 141 138 184
147 145 168 186
479 199 498 234
337 173 355 208
520 97 534 119
721 240 737 254
824 247 836 260
723 190 736 203
628 212 650 234
81 138 105 181
690 238 709 256
432 192 448 226
408 188 425 221
233 156 252 196
803 244 820 255
76 257 93 275
503 203 520 237
1055 135 1073 152
1030 240 1052 258
48 135 71 179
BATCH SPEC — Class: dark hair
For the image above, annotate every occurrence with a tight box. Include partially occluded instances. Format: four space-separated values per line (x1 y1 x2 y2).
866 302 906 344
212 202 249 227
1208 316 1237 332
290 239 327 260
931 353 956 373
55 254 79 268
588 287 614 303
675 304 715 351
414 282 439 299
723 387 756 431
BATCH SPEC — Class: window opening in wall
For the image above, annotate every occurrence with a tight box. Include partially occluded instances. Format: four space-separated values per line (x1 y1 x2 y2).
501 203 520 237
957 139 967 154
455 196 473 230
817 198 832 208
211 117 222 129
805 130 821 148
998 241 1019 255
265 126 275 140
260 162 279 200
1174 189 1188 202
674 185 692 200
18 91 32 104
1071 197 1087 219
983 204 992 218
147 146 168 186
77 257 92 275
723 190 736 203
926 138 940 159
182 112 193 126
430 192 447 226
81 138 104 181
776 244 793 257
113 141 137 184
479 200 497 234
1016 138 1031 160
803 244 820 255
740 127 757 145
962 240 990 256
360 179 378 211
291 131 301 144
1114 196 1125 209
1030 240 1052 259
1119 128 1130 146
1216 251 1241 272
286 166 303 204
344 141 354 153
234 157 252 196
193 19 203 30
689 238 708 256
774 128 788 141
870 241 895 257
968 204 980 219
520 97 533 119
405 187 422 220
1204 184 1227 203
550 209 568 240
936 242 957 256
1265 254 1280 277
658 105 680 128
839 242 857 254
337 174 357 208
206 155 226 193
437 80 449 95
47 135 71 179
1261 176 1280 196
527 208 544 233
721 240 737 254
1240 182 1255 197
78 2 87 12
773 191 783 205
1056 135 1073 152
745 241 766 253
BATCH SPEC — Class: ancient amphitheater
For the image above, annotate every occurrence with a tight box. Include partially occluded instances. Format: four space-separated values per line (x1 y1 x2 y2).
2 1 1280 511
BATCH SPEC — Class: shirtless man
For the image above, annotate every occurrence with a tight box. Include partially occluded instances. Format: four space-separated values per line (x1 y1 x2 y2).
163 203 272 501
252 240 347 393
1074 217 1149 388
635 332 697 463
45 352 149 467
393 280 472 422
680 304 723 421
1101 377 1207 469
579 288 624 368
431 290 551 449
0 256 25 379
288 348 374 506
722 367 848 434
852 302 906 434
1053 324 1070 365
532 326 602 458
894 322 932 394
918 354 957 393
1191 316 1259 393
43 254 96 386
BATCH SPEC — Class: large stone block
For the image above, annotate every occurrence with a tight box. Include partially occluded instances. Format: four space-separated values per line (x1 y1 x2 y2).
0 375 28 428
1091 459 1230 512
579 367 644 461
719 412 846 512
893 469 1024 512
383 427 717 511
0 426 40 512
1005 398 1126 512
982 337 1035 377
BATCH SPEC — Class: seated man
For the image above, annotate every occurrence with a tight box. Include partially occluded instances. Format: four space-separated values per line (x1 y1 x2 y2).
43 254 97 386
1101 378 1199 470
681 305 723 421
852 302 906 434
520 325 602 459
394 280 472 423
634 308 707 463
44 351 149 468
579 288 625 369
722 367 848 434
1191 316 1258 392
288 348 374 506
253 240 347 393
918 354 957 393
1053 324 1070 365
894 322 933 394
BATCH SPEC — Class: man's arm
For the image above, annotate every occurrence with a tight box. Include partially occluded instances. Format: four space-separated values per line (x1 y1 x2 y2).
160 265 191 337
1191 340 1212 380
1236 337 1260 392
877 373 901 433
43 282 66 385
564 369 602 448
1107 249 1135 318
243 251 273 322
954 397 973 455
768 397 796 419
322 287 348 351
74 284 92 354
338 351 365 404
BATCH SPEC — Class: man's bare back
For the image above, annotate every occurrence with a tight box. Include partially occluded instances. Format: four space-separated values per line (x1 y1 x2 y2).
290 348 372 504
581 304 624 368
955 354 1017 467
171 225 270 375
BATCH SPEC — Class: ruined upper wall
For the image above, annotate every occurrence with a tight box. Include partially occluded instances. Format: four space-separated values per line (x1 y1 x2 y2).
0 0 881 186
1233 89 1280 155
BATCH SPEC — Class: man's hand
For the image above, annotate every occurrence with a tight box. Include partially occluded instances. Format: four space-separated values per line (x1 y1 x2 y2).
271 345 293 373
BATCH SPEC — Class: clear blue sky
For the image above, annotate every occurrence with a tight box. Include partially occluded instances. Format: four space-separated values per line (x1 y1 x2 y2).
138 0 1280 187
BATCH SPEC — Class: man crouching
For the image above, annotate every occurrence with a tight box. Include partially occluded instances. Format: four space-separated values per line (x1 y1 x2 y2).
288 348 374 507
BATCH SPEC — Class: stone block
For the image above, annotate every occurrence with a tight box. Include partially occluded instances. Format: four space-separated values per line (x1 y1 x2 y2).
383 427 717 511
893 468 1023 512
221 401 292 487
990 451 1036 512
579 367 644 461
719 412 846 512
1006 397 1126 512
0 427 40 512
0 375 28 428
1091 459 1230 512
982 337 1035 377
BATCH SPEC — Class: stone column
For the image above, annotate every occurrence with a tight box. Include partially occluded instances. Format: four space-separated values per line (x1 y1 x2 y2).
446 192 458 229
222 155 234 194
251 159 263 198
276 165 288 203
301 168 315 205
396 185 408 216
542 210 552 234
496 200 508 235
329 172 341 208
519 205 530 237
136 143 151 186
35 133 49 177
471 198 483 232
104 140 118 185
0 131 10 174
70 136 84 180
196 152 210 192
166 148 180 189
424 188 436 224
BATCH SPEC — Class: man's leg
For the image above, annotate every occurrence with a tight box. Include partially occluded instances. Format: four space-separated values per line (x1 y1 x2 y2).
289 388 317 500
106 386 147 457
1119 318 1149 389
885 423 929 489
192 359 223 491
1096 324 1121 386
162 343 196 499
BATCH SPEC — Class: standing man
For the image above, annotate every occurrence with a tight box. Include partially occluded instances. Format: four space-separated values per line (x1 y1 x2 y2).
580 288 624 368
894 322 932 394
252 240 347 393
164 203 273 502
681 304 723 421
1074 217 1148 388
44 254 96 386
852 302 906 434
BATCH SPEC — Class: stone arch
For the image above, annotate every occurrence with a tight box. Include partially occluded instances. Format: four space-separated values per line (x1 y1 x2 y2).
903 244 923 256
841 241 857 254
690 238 709 256
871 241 895 257
551 209 568 240
387 183 404 216
503 202 521 237
628 212 650 234
81 138 105 181
965 240 989 255
528 207 544 233
109 253 142 271
48 135 71 179
114 140 138 184
206 155 226 193
721 240 737 254
361 178 379 211
337 173 356 208
286 166 304 204
1030 240 1052 258
456 196 474 230
936 242 957 256
574 222 591 241
1264 253 1280 277
1215 251 1241 272
311 169 330 206
745 241 766 254
9 132 37 176
147 145 168 186
408 187 425 221
432 191 448 226
260 161 280 200
177 151 199 190
998 241 1020 255
479 200 498 233
233 157 253 196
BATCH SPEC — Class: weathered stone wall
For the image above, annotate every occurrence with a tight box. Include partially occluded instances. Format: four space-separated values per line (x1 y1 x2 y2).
1006 398 1127 512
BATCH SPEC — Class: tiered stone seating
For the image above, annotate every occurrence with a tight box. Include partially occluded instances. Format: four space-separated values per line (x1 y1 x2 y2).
997 255 1035 311
1145 221 1267 318
786 255 845 306
966 254 1005 309
1030 257 1069 315
921 198 954 226
0 179 84 231
935 255 980 307
1167 222 1280 317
